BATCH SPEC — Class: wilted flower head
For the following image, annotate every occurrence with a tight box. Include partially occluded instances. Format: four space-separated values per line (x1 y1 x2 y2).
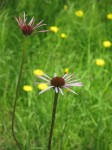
36 73 83 95
16 12 48 35
23 85 33 92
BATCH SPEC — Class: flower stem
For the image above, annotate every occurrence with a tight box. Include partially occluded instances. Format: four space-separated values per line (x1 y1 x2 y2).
48 92 59 150
12 48 26 150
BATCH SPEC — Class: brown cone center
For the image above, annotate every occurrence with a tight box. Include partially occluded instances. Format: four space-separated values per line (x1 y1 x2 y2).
22 25 33 35
51 77 65 87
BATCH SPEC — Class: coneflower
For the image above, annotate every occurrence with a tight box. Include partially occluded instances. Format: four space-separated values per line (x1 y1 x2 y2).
37 73 82 95
12 12 49 150
16 12 49 35
36 73 83 150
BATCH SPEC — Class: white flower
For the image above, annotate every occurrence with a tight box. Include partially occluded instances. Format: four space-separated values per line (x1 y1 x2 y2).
36 73 83 95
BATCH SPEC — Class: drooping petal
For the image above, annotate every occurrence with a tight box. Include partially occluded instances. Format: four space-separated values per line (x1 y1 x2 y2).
65 75 78 82
54 73 57 77
24 18 27 24
33 19 44 29
35 23 47 28
30 18 35 27
66 79 80 84
65 82 83 87
64 74 74 81
33 82 49 85
63 87 78 95
44 73 51 80
28 17 34 26
23 11 26 22
55 87 58 93
59 87 64 95
15 18 19 24
62 74 68 79
19 16 23 25
37 75 50 83
37 30 49 33
39 86 53 94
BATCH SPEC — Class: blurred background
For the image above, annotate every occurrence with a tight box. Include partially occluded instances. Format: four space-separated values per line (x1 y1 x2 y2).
0 0 112 149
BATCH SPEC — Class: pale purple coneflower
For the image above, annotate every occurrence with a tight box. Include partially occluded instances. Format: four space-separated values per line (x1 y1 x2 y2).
12 11 49 150
15 12 49 35
37 73 83 95
36 72 83 150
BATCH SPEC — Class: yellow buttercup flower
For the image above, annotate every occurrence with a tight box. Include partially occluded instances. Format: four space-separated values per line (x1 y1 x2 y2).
61 33 67 39
107 13 112 20
23 85 33 92
33 69 44 76
50 26 59 33
37 83 48 90
64 68 69 74
103 41 111 48
64 5 68 11
96 59 105 66
75 10 84 17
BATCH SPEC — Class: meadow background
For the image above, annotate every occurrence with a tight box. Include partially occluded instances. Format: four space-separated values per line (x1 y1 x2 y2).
0 0 112 149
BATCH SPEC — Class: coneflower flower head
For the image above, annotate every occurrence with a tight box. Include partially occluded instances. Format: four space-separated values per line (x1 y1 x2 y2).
36 73 83 95
15 12 48 35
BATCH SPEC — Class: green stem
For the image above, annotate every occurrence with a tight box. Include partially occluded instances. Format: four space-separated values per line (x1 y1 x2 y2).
12 48 26 150
48 92 59 150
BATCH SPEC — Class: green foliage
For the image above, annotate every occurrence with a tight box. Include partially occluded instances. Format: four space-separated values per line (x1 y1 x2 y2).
0 0 112 149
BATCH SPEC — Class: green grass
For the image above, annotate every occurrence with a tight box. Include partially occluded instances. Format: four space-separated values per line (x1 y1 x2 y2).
0 0 112 149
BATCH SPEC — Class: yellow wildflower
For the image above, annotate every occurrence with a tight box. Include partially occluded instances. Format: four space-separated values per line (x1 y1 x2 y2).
107 13 112 20
103 41 111 48
60 33 67 39
96 59 105 66
23 85 33 92
37 83 48 90
50 26 59 33
64 5 68 11
64 68 69 74
75 10 84 17
33 69 44 76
